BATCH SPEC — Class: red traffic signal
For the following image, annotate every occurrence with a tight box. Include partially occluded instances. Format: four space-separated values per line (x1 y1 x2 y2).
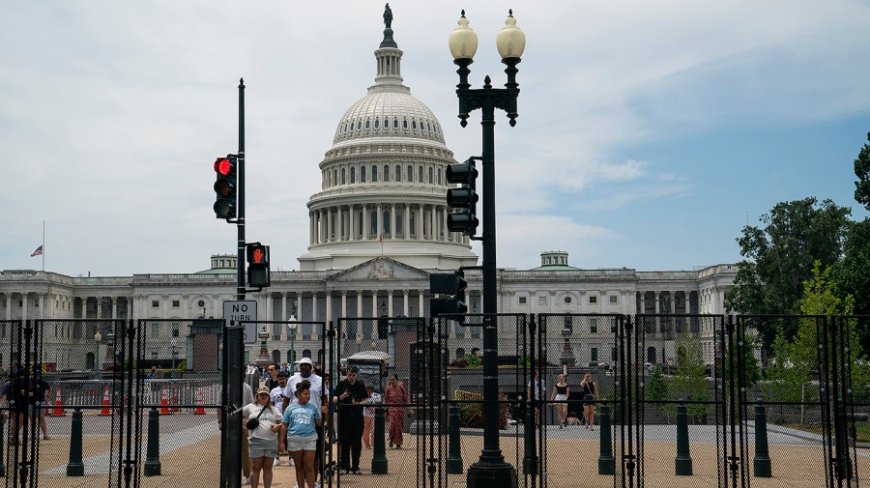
213 155 238 220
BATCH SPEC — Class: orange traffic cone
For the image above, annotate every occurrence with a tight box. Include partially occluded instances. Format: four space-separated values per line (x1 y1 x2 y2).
160 385 170 415
194 387 206 415
51 388 65 417
99 385 112 416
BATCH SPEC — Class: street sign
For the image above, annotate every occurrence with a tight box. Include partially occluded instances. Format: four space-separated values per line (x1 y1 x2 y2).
223 300 258 344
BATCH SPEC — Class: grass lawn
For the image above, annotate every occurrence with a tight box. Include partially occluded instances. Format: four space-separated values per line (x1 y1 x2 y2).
784 422 870 443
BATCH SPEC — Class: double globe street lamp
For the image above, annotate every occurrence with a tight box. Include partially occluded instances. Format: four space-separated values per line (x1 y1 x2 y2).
448 10 525 488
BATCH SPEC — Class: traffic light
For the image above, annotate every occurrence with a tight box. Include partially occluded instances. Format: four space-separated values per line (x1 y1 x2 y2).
429 269 467 324
213 154 238 220
246 242 271 288
446 158 479 236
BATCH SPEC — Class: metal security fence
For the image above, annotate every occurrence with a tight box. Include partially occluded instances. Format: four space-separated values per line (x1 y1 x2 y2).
1 314 868 488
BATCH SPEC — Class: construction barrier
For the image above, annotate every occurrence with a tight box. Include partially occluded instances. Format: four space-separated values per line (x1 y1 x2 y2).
194 387 206 415
99 385 111 416
160 385 170 415
51 387 65 417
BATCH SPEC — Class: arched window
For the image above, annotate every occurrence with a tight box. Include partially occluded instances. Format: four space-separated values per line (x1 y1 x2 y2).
333 169 338 186
409 211 416 236
428 167 433 183
357 120 362 129
407 165 413 182
374 118 379 129
393 118 399 128
383 165 389 182
412 120 417 129
396 208 403 234
341 168 346 184
372 165 378 182
361 165 367 183
418 166 423 182
350 166 356 183
395 165 401 182
370 210 378 237
437 168 442 185
365 119 370 129
403 119 408 129
383 209 391 234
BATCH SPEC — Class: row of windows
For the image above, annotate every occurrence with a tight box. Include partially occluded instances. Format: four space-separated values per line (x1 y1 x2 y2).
517 294 620 305
152 299 183 308
339 115 441 139
325 163 443 188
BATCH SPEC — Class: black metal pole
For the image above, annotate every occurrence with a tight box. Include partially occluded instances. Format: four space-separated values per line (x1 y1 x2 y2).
237 78 246 301
462 72 518 488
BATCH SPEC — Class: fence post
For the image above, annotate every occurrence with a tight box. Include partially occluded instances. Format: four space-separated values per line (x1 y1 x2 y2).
598 403 615 475
371 406 388 474
446 403 463 474
753 404 771 477
675 402 693 475
144 407 162 476
65 408 84 476
0 411 5 477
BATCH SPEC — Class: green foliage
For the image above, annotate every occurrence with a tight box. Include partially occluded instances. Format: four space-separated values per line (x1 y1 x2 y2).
464 354 482 368
854 132 870 212
666 336 710 422
725 198 852 346
833 219 870 320
645 364 671 423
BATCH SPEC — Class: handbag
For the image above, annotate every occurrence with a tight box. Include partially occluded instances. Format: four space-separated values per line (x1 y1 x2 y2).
246 405 267 430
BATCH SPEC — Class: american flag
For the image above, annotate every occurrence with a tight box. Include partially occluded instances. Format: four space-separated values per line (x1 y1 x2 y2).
30 245 43 257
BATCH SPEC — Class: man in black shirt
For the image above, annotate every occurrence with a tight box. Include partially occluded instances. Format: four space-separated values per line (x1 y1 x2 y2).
264 363 281 391
333 366 367 474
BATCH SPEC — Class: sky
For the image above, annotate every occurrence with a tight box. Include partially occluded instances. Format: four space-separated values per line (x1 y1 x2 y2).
1 1 869 277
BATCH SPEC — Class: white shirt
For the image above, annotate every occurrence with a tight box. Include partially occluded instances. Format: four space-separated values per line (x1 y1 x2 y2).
242 403 282 440
284 373 323 410
270 385 285 415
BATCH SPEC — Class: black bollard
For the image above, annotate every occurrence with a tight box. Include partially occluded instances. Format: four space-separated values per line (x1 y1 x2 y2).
144 407 161 476
753 404 771 477
66 408 84 476
446 404 463 474
371 406 388 474
598 404 615 475
675 403 693 475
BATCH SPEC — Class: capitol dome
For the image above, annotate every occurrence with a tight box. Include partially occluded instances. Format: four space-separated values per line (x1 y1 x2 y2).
298 8 478 272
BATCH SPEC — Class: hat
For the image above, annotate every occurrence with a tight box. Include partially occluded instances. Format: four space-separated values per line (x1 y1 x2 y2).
298 357 313 366
256 386 270 396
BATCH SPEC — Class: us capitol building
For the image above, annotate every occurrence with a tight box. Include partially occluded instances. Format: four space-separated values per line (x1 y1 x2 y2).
0 12 735 371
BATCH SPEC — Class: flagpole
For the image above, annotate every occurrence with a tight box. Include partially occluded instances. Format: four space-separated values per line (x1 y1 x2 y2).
42 220 45 272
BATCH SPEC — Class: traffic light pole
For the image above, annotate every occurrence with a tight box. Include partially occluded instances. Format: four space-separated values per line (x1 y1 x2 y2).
237 78 246 302
455 59 520 488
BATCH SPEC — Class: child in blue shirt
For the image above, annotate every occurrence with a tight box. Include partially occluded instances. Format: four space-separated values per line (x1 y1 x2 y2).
282 380 322 488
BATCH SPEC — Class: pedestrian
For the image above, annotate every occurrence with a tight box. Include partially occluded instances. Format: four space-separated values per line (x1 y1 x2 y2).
333 365 367 474
283 379 323 488
361 386 381 449
270 372 290 467
284 357 325 485
383 373 408 448
526 370 545 425
264 363 281 391
580 373 598 430
552 374 570 428
243 386 283 488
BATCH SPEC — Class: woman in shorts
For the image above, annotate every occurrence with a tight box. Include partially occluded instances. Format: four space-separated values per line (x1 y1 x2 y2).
243 386 283 488
283 380 322 488
551 374 570 428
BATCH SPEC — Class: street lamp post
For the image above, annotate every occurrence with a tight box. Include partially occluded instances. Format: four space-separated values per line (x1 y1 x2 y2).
449 10 525 488
287 310 298 367
94 330 102 372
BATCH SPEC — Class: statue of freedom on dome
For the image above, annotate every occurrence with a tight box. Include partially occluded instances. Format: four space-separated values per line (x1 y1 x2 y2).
384 4 393 29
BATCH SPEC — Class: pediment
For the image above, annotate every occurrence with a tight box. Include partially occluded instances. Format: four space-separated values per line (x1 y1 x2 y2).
329 257 428 282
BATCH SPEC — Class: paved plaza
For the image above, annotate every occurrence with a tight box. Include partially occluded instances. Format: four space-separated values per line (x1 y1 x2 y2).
12 414 869 487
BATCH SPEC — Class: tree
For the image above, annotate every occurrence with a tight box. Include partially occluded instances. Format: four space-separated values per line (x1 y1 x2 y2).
646 364 671 423
853 132 870 212
725 198 852 346
666 336 710 422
